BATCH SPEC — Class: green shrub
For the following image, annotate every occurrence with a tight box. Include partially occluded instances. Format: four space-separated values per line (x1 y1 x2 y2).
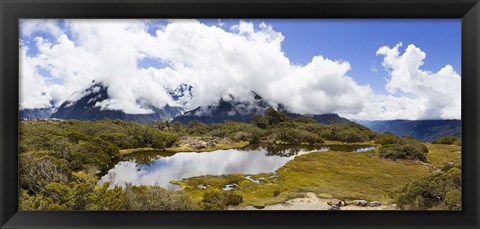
273 190 281 197
151 132 178 148
395 168 461 210
202 190 243 210
275 129 324 145
379 144 427 162
323 123 375 143
187 120 210 135
293 116 318 123
432 136 461 145
377 135 429 162
375 132 397 145
124 185 197 210
275 129 301 144
340 132 368 143
67 131 89 143
19 151 70 194
303 134 325 145
248 132 261 144
232 131 250 141
251 114 269 129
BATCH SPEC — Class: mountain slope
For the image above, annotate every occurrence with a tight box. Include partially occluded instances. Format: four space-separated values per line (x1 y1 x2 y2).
19 108 53 119
173 92 352 125
173 91 270 124
356 119 461 142
311 113 351 125
51 83 183 123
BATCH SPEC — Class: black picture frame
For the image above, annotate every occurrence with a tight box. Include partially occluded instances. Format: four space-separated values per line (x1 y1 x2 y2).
1 0 479 228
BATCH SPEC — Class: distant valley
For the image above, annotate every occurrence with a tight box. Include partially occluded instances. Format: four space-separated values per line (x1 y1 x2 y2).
355 119 461 142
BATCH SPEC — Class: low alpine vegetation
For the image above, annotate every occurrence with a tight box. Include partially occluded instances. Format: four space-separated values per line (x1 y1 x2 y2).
377 133 429 162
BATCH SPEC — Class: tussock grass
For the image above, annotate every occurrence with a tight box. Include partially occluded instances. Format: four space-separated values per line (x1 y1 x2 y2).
118 147 158 156
275 151 428 203
120 141 249 156
425 143 461 170
175 149 431 207
166 141 249 153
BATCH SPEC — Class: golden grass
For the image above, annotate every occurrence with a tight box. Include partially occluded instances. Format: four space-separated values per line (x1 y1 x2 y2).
166 141 249 153
130 143 456 208
119 141 249 156
175 149 431 207
274 151 428 203
323 140 376 145
118 147 158 156
425 143 461 170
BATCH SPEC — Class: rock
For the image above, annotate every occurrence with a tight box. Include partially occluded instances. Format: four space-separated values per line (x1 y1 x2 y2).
191 141 208 149
327 199 346 206
206 141 216 147
352 200 368 206
222 184 237 191
369 201 381 207
329 205 341 210
253 205 265 209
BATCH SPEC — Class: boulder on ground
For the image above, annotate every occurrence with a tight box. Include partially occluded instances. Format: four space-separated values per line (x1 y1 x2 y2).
329 205 341 210
191 141 208 149
327 199 346 206
352 200 368 206
369 201 381 207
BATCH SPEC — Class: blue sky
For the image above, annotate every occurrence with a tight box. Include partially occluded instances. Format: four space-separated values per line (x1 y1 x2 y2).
21 19 461 93
202 19 461 93
20 19 461 120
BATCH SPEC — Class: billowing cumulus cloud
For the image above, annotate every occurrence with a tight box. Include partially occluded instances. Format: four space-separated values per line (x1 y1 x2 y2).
19 46 52 109
19 20 460 120
346 42 461 120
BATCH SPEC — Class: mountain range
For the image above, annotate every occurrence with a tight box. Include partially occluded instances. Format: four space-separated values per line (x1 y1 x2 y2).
19 107 53 119
21 83 184 124
20 82 461 142
355 119 461 142
172 91 271 124
20 82 352 126
171 92 351 125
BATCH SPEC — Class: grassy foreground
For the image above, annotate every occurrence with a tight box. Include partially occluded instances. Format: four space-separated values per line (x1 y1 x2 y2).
425 143 461 170
174 143 461 208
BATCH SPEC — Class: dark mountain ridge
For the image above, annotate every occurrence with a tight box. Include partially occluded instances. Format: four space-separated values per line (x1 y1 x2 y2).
20 83 352 126
173 91 270 124
50 83 183 124
173 92 351 125
356 119 461 142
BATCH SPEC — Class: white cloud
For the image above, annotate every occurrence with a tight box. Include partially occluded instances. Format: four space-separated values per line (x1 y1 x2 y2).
345 43 461 120
19 46 52 109
19 20 460 120
20 19 371 116
20 19 65 39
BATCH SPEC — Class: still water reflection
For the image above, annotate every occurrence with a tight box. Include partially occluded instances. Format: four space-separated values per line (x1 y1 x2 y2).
99 144 374 190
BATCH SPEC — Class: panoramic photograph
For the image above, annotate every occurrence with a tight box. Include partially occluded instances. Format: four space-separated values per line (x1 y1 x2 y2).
19 19 461 211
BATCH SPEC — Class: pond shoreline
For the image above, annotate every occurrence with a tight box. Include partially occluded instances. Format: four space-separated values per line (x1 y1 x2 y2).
100 143 377 190
118 140 376 157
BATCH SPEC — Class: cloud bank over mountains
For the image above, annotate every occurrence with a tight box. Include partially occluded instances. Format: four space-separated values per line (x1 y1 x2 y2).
19 19 461 120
